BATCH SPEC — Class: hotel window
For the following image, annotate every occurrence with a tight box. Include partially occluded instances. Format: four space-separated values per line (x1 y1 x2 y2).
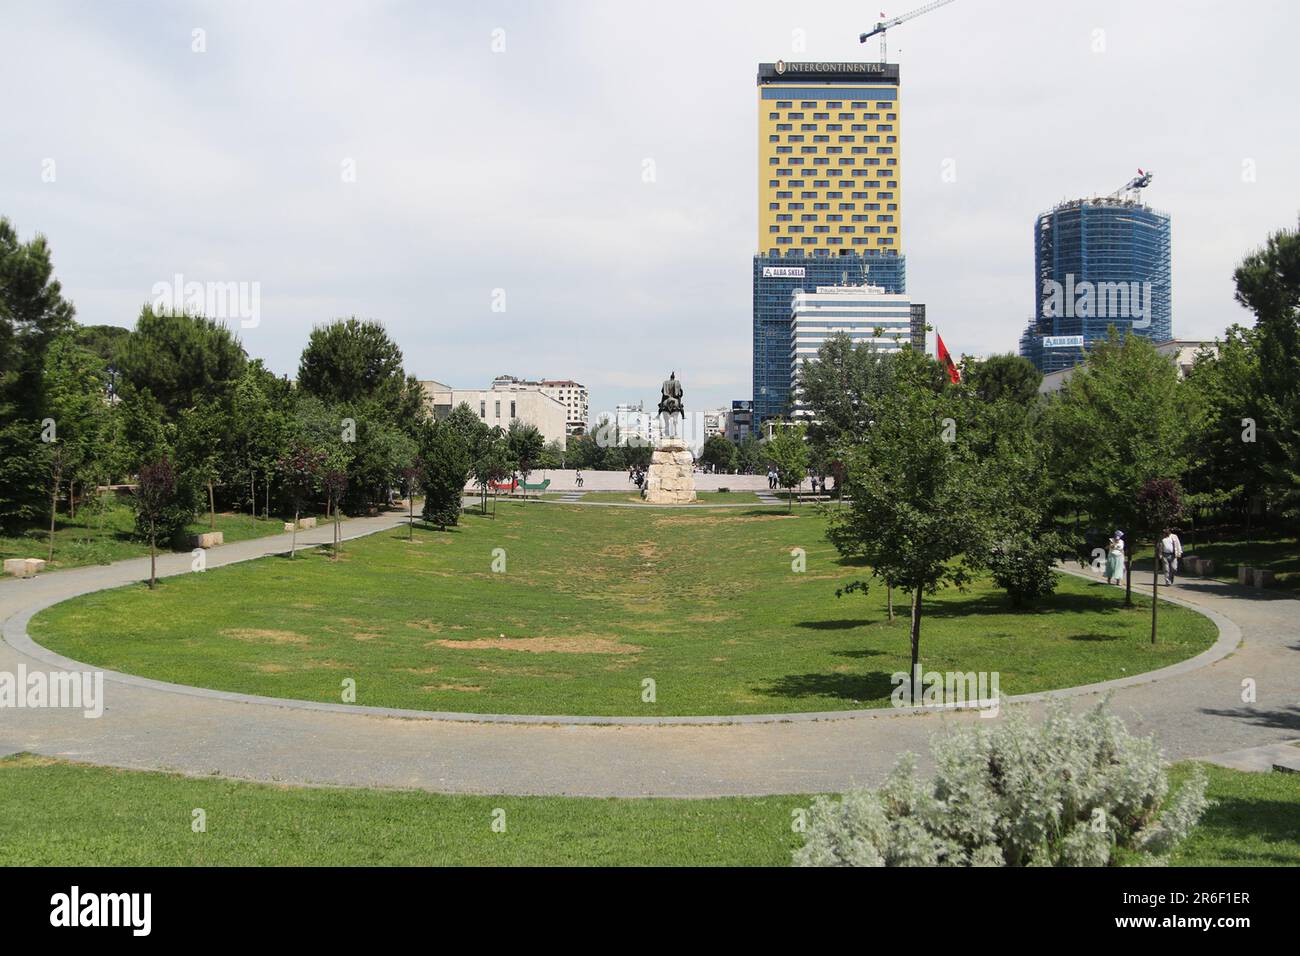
800 123 817 131
852 191 869 199
494 401 501 418
510 401 516 418
769 225 780 233
851 214 868 221
769 180 779 188
768 112 779 119
769 134 780 142
813 179 829 187
886 135 897 143
864 135 880 143
838 112 854 119
826 213 842 221
876 101 893 108
887 180 898 188
813 226 829 233
878 214 894 222
864 112 879 119
789 225 804 233
851 100 869 108
886 113 896 120
769 201 780 209
838 157 855 165
801 146 818 154
776 214 792 221
877 147 893 154
878 191 894 199
788 135 805 142
789 180 805 187
814 112 829 119
878 124 893 131
800 237 818 244
827 123 842 131
827 101 841 108
813 157 829 165
879 237 894 244
769 157 780 165
787 202 803 209
800 214 817 221
800 101 816 107
479 401 486 419
839 135 855 142
776 123 792 131
886 203 897 210
814 202 829 209
887 226 898 234
789 157 804 165
840 202 855 210
851 124 869 131
826 146 843 154
776 236 792 245
776 100 791 108
852 237 869 245
813 135 829 142
800 191 817 198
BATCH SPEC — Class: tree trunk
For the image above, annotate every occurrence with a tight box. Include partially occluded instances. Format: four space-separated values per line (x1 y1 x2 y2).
910 586 923 706
208 481 216 530
887 585 894 622
48 472 59 563
148 519 157 589
1151 545 1159 644
1124 552 1133 607
68 480 76 520
291 507 299 558
409 495 415 539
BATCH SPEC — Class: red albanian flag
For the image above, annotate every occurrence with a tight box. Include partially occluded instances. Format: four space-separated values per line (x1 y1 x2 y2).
936 332 961 384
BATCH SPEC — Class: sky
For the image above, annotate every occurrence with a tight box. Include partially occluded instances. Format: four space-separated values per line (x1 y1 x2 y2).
2 0 1297 420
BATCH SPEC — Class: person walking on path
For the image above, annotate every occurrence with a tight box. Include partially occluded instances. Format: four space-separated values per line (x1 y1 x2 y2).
1104 531 1125 586
1160 528 1183 586
574 468 584 488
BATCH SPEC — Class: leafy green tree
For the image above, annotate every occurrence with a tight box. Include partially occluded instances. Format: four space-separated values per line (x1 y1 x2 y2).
1042 330 1189 605
297 318 411 420
963 353 1043 407
0 217 76 420
1182 328 1265 525
322 468 348 560
421 425 470 530
699 434 738 473
827 352 997 702
1233 221 1300 521
176 400 228 530
504 419 544 483
795 333 894 474
471 434 511 517
538 439 566 469
41 335 112 522
115 307 246 419
736 434 764 474
766 423 809 511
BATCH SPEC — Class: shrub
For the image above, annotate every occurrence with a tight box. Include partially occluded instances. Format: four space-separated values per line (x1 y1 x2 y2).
986 530 1065 607
793 700 1208 867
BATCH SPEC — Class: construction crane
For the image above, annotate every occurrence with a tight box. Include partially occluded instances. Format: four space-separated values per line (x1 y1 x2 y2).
859 0 958 63
1109 168 1154 202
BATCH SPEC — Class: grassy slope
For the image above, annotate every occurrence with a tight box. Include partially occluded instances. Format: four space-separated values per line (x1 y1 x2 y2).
0 498 321 572
0 755 1291 866
31 500 1217 716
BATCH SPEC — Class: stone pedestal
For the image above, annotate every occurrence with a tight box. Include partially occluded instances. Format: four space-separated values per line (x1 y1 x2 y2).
642 438 697 504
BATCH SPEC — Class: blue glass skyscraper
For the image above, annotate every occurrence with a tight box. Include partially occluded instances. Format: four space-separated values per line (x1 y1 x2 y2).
1020 197 1172 373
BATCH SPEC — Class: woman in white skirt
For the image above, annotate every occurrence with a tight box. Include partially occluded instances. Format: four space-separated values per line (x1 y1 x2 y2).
1104 531 1125 585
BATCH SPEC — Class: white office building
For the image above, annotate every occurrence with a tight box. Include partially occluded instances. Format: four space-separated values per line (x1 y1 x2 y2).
789 283 912 416
614 401 659 446
420 379 568 446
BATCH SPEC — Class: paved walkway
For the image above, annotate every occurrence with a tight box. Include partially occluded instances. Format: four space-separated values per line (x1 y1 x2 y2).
1 518 1296 797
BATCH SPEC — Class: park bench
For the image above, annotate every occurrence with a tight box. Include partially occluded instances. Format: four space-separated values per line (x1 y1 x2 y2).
518 478 551 499
796 494 832 503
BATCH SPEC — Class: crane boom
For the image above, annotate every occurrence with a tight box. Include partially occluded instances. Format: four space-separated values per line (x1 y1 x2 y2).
859 0 957 62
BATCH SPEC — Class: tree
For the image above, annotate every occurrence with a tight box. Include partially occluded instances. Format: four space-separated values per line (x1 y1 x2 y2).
1043 330 1189 606
736 434 764 474
963 353 1043 407
699 434 738 473
827 352 997 703
297 318 410 419
278 442 325 558
1182 329 1265 526
114 307 246 419
1136 478 1186 644
176 400 227 530
0 217 76 421
795 333 894 475
1233 221 1300 521
766 423 809 511
471 436 510 517
134 458 177 589
504 419 544 484
422 425 470 530
322 468 349 560
400 463 422 538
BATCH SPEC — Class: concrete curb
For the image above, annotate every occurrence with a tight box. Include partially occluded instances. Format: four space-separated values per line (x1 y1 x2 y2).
3 546 1241 727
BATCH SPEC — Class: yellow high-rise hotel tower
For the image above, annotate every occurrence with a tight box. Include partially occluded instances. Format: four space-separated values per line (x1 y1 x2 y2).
752 60 906 423
757 60 902 259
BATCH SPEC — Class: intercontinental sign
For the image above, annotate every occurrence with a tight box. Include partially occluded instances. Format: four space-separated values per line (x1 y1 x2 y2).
774 60 890 75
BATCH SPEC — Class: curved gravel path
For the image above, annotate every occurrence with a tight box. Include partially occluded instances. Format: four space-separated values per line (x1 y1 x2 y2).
1 514 1295 796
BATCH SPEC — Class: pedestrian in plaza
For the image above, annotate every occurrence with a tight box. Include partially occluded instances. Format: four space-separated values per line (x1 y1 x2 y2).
1159 527 1183 586
1104 530 1124 585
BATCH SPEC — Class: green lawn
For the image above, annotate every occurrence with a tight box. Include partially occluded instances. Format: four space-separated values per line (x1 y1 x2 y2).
30 500 1217 716
0 497 321 572
1132 533 1299 591
0 754 1290 866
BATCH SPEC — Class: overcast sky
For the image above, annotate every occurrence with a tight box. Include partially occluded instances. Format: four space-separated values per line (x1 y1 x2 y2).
2 0 1297 418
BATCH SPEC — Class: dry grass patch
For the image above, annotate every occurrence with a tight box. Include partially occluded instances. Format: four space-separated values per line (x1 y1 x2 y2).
433 634 643 655
221 628 310 645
